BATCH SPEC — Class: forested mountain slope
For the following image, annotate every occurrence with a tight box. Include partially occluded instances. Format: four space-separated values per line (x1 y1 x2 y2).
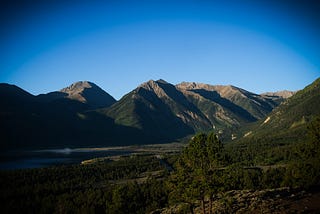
234 77 320 145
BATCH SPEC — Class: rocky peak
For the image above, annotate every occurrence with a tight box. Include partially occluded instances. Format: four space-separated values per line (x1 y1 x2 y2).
139 80 158 90
60 81 94 94
137 79 171 98
59 81 116 108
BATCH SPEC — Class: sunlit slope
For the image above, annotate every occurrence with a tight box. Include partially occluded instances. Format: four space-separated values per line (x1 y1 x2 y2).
104 79 282 141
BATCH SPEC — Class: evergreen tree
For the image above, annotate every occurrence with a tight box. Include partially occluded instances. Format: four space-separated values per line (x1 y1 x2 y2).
169 132 225 214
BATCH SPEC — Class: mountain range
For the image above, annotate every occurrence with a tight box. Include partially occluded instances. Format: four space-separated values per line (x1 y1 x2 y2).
102 79 285 141
2 78 317 151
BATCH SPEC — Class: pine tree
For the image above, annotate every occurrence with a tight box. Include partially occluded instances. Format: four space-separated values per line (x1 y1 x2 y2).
169 132 225 214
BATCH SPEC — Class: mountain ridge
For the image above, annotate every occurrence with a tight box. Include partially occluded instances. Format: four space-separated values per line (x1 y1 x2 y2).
233 77 320 145
102 79 285 142
176 81 278 120
261 90 296 99
0 79 305 150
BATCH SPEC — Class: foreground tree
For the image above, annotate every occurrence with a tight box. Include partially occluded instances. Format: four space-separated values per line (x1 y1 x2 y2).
168 132 226 214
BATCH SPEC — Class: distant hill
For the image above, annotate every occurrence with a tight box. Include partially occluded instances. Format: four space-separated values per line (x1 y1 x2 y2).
234 78 320 145
0 79 301 150
0 83 38 112
0 82 128 150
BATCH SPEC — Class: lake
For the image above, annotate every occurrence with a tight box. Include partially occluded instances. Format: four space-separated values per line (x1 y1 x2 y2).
0 147 133 170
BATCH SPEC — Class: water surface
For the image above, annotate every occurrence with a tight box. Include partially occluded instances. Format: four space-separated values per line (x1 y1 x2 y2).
0 147 133 170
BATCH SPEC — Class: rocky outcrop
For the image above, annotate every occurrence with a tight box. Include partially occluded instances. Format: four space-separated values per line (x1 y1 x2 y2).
261 90 296 99
155 187 320 214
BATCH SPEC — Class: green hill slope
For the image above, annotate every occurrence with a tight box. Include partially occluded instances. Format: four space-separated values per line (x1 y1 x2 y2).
237 78 320 144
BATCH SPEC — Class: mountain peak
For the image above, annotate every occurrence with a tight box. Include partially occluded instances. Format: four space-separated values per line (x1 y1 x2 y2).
156 79 168 84
60 81 95 94
139 79 169 90
59 81 116 108
137 79 170 99
141 79 168 85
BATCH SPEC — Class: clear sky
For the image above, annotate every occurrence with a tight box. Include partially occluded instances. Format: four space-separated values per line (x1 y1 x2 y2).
1 0 319 100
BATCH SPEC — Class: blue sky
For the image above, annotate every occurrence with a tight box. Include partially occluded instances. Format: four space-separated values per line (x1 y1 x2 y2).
1 0 319 99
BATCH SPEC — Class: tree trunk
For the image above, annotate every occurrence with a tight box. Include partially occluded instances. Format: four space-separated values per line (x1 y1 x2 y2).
202 198 206 214
209 195 213 214
189 203 195 214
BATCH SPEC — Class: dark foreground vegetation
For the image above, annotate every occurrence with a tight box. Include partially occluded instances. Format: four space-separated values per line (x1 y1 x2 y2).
1 117 319 213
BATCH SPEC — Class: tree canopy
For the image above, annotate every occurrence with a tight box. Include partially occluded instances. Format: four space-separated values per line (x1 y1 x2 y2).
168 132 226 213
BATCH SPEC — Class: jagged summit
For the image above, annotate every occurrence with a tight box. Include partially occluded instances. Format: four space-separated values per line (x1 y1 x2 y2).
60 81 95 95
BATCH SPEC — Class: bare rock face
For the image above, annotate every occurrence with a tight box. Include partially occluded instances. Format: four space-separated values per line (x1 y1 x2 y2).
60 81 93 102
261 90 296 99
138 80 169 99
177 82 277 120
60 81 116 108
